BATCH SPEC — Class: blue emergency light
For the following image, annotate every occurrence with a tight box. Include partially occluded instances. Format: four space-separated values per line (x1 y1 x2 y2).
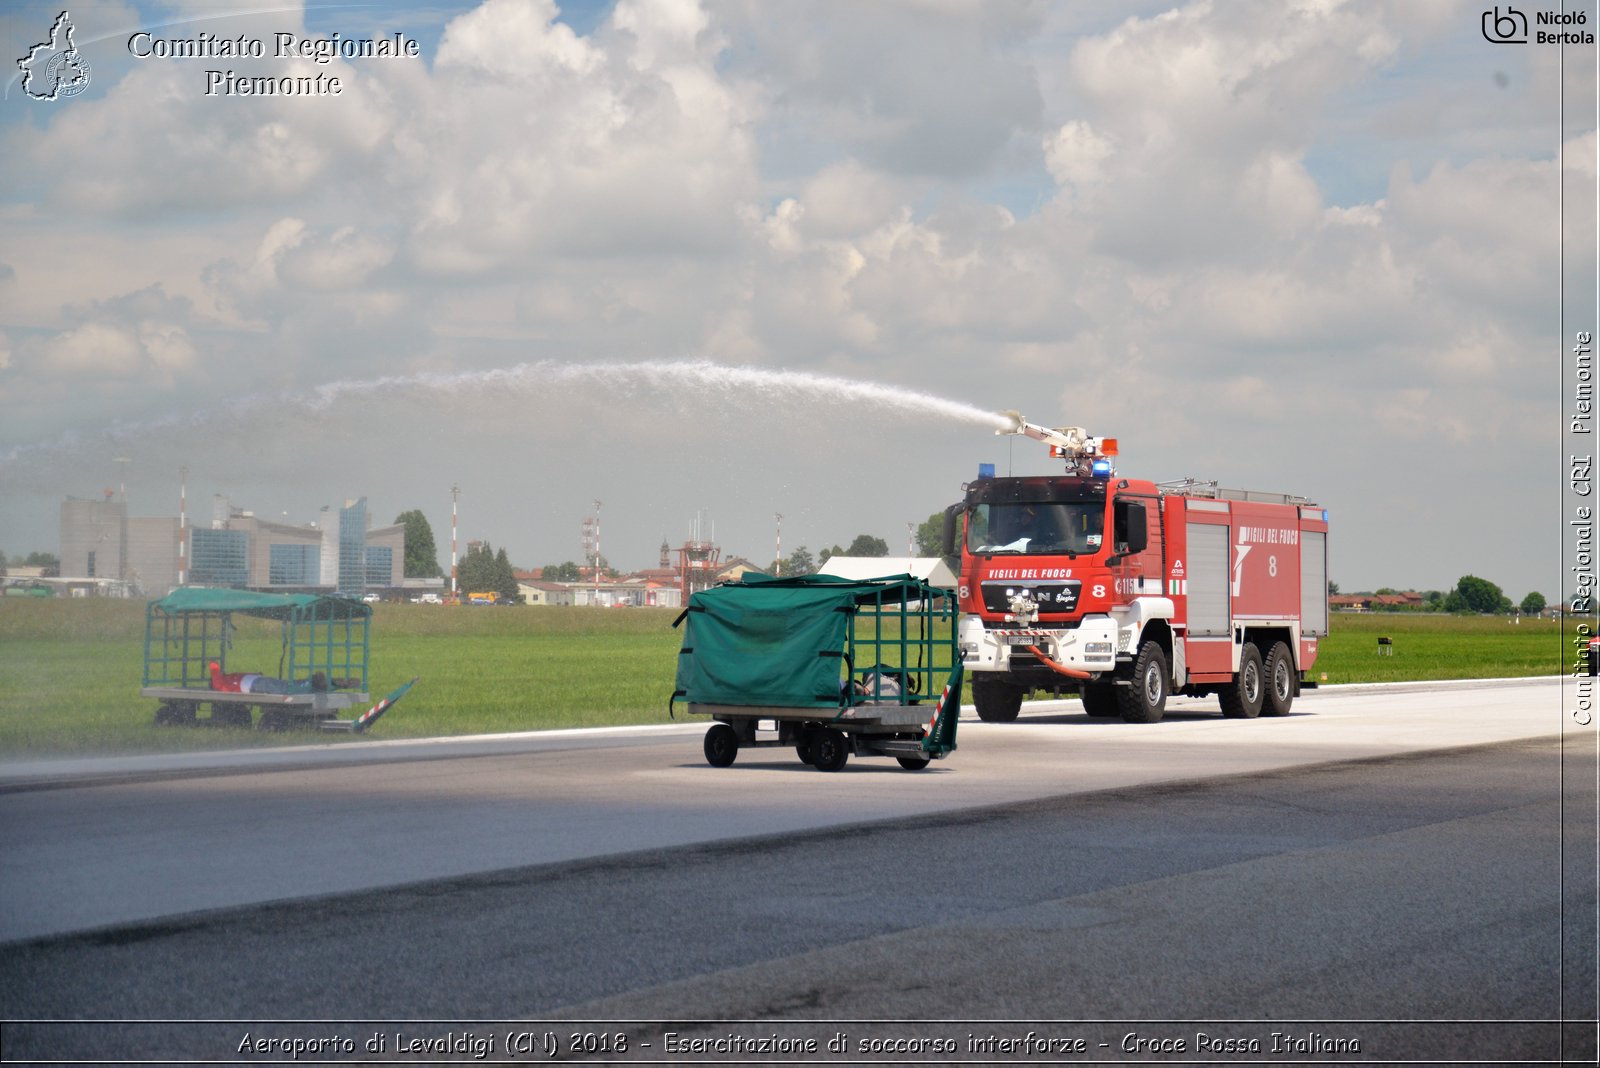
978 463 995 479
1091 459 1113 477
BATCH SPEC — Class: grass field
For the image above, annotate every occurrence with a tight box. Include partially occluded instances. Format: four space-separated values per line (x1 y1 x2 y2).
0 598 1571 758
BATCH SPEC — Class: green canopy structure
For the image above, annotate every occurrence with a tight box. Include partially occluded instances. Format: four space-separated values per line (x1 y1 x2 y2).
144 587 371 691
674 572 949 709
149 588 371 621
672 572 963 772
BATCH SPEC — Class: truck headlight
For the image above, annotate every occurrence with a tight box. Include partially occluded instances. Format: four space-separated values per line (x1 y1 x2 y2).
1085 642 1113 655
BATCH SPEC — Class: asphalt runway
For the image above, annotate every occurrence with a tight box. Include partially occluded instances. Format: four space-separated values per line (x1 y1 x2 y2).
0 677 1595 1064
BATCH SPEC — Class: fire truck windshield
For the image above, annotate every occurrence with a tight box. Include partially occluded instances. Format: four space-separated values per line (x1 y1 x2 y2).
967 501 1104 556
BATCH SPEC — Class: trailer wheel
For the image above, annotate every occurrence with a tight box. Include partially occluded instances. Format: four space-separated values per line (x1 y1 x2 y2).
896 755 931 771
972 676 1024 722
1220 645 1265 719
1263 642 1295 716
811 728 850 772
258 709 293 732
1118 643 1168 723
153 701 197 727
213 704 253 728
703 723 739 767
1080 682 1118 718
795 726 819 765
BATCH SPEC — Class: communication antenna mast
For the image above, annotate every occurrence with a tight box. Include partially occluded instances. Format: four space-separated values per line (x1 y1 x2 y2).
112 457 132 581
582 500 603 604
450 484 460 602
178 466 189 587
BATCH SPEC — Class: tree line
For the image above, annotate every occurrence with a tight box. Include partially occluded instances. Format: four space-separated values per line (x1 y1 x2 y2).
1338 576 1549 616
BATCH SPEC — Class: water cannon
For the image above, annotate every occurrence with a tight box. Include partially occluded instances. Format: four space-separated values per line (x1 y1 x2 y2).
998 411 1118 477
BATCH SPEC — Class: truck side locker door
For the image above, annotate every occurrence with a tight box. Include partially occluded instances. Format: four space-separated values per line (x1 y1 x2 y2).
1185 518 1231 676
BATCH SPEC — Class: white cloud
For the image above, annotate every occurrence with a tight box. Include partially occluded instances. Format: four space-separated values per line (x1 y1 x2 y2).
1043 120 1113 191
44 322 144 375
34 284 202 386
435 0 599 78
277 227 397 291
790 161 913 240
713 0 1045 179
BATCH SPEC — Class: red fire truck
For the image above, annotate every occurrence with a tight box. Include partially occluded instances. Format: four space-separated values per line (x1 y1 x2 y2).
945 415 1329 724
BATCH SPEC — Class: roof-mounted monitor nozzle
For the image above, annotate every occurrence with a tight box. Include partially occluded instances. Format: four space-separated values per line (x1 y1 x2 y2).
998 412 1118 477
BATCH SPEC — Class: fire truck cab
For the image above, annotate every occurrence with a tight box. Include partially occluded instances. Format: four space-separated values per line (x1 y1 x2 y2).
946 417 1329 724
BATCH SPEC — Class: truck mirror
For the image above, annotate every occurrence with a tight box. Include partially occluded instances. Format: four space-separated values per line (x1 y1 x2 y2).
942 503 962 556
1115 499 1148 554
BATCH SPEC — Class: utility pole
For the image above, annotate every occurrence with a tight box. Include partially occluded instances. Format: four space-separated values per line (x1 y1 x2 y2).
593 499 603 604
775 513 783 576
450 484 460 603
177 466 188 587
113 457 131 581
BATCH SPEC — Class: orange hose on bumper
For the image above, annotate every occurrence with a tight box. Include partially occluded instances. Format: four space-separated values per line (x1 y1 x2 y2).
1026 646 1093 680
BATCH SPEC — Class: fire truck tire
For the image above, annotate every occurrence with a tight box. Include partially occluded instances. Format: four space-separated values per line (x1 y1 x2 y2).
896 755 931 771
1263 641 1295 716
704 723 739 767
973 676 1024 722
1080 683 1119 718
812 728 850 771
1118 643 1168 723
1220 645 1265 719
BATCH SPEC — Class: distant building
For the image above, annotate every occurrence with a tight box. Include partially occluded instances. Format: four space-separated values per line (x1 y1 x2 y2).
58 492 402 598
716 556 764 583
515 574 576 606
1330 591 1426 612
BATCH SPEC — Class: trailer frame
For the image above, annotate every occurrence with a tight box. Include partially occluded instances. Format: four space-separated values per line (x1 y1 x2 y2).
673 573 963 772
140 588 376 731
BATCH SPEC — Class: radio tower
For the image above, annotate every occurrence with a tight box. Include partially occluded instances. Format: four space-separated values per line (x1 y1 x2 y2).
581 501 603 605
177 466 189 587
450 484 460 602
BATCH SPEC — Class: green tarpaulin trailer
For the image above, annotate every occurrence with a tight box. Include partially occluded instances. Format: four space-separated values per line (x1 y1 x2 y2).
140 588 387 732
672 572 963 771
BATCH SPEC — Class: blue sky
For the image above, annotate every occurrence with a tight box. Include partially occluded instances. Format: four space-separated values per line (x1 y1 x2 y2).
0 0 1593 601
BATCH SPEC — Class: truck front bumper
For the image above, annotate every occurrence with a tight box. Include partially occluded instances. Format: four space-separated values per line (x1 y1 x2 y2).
958 615 1118 676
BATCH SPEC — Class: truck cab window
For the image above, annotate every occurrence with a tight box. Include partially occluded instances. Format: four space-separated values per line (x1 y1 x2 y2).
969 502 1104 555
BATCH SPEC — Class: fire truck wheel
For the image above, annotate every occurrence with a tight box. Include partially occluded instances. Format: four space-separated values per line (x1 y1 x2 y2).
1263 642 1295 716
973 676 1024 722
1220 645 1265 718
703 723 739 767
1118 643 1169 724
1080 683 1119 718
896 756 931 771
812 728 850 772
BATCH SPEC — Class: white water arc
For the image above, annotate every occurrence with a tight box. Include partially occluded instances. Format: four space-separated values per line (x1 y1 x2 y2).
301 360 1016 430
1 360 1017 471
